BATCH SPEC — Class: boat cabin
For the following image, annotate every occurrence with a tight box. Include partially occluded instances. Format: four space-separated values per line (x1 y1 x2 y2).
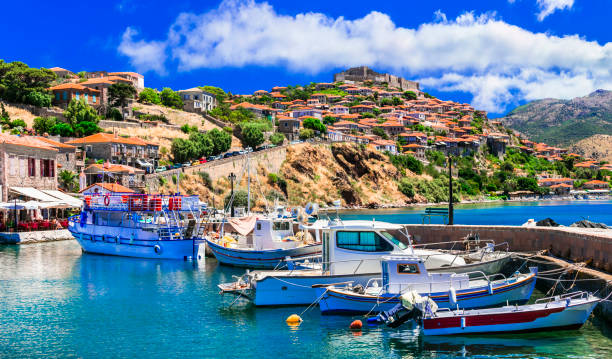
380 255 470 294
253 217 295 250
303 220 414 275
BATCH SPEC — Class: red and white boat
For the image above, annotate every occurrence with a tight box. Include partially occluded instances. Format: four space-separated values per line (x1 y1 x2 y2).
421 291 600 336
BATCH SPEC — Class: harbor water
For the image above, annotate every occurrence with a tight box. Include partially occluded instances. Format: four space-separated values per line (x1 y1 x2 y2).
337 200 612 226
1 201 611 358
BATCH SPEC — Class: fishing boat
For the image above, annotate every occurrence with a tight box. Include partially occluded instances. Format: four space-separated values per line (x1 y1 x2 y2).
68 193 204 260
419 291 600 336
315 255 537 314
205 216 322 269
218 219 513 306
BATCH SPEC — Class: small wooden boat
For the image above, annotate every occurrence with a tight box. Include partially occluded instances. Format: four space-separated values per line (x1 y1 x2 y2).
421 291 600 336
205 217 321 269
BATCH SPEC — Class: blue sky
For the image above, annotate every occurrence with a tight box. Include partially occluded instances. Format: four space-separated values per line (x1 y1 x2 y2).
1 0 610 116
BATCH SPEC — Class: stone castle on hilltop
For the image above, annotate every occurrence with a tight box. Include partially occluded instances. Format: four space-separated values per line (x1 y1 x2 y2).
333 66 420 92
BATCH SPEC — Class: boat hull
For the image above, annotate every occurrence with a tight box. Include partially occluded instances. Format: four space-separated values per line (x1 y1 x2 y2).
206 239 322 269
70 229 199 260
317 273 536 314
422 299 598 336
251 271 378 306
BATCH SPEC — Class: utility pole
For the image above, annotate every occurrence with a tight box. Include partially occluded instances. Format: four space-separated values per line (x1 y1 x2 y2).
448 155 454 225
228 172 236 217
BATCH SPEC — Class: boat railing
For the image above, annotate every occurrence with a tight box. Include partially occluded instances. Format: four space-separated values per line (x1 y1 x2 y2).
375 275 477 297
413 239 496 251
456 270 507 284
535 290 591 304
285 257 382 276
83 194 201 212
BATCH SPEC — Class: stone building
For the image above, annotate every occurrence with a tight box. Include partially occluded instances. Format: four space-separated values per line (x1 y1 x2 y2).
35 137 80 173
333 66 420 91
83 164 146 192
66 133 159 172
177 88 217 113
108 72 145 91
0 134 59 202
48 83 101 108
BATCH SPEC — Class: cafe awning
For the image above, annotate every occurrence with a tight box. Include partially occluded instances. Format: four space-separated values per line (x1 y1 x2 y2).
41 190 82 208
10 187 61 202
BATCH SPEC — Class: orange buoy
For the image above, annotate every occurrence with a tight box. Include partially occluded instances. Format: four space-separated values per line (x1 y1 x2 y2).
349 319 363 330
286 314 302 326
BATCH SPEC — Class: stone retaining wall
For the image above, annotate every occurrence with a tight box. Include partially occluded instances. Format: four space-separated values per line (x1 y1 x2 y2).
403 224 612 272
0 230 73 244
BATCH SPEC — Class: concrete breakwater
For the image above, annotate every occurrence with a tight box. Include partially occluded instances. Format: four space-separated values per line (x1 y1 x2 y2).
0 229 74 244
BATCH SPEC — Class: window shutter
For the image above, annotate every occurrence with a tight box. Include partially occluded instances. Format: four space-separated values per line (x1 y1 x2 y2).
40 159 44 177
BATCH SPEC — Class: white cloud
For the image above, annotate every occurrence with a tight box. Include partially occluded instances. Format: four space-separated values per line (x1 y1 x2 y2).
118 27 167 74
536 0 574 21
118 0 611 113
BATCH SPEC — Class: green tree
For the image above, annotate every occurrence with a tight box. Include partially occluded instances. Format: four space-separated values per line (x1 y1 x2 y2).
403 91 417 100
33 116 56 134
189 132 214 158
108 83 137 108
392 97 403 106
302 117 326 134
74 121 101 137
398 178 415 198
49 123 74 137
64 98 99 128
269 132 285 146
25 91 52 107
207 128 232 155
240 122 265 148
0 103 9 124
171 138 197 163
58 170 78 192
322 115 338 125
106 107 123 121
201 86 227 103
372 127 388 139
160 87 183 109
137 88 161 104
299 128 314 140
0 60 56 105
9 119 26 129
224 190 254 209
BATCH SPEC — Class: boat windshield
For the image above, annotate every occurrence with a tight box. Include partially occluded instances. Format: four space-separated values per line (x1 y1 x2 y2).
380 231 408 250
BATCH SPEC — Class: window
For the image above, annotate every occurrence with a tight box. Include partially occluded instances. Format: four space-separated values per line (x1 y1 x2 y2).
380 232 407 250
27 158 35 177
19 157 26 178
63 91 67 100
75 92 80 100
336 231 394 252
273 221 290 231
66 153 69 161
256 223 262 231
397 263 420 274
55 92 60 100
93 94 96 103
84 94 88 102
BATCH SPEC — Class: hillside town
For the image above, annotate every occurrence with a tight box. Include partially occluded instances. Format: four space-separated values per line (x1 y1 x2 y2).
0 60 611 224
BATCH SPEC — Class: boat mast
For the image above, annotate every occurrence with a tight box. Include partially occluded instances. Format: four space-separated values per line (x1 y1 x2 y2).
247 153 251 214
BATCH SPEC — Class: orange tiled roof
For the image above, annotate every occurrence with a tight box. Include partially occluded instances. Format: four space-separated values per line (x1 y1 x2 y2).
35 137 76 149
108 72 143 78
48 83 100 92
80 182 135 193
0 133 59 151
66 133 154 146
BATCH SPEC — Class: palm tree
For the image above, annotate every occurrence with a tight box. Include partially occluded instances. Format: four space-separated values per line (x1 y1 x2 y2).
59 170 78 192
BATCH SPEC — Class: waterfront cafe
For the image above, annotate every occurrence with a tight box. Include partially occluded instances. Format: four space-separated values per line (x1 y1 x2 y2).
0 187 81 233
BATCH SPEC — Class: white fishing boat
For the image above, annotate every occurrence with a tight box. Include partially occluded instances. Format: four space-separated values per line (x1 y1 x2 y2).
218 219 513 306
315 255 537 314
205 216 321 269
68 193 204 260
419 291 601 335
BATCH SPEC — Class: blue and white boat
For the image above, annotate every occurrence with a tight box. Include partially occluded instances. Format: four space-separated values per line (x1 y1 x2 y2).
218 219 512 306
315 255 537 314
68 193 204 260
205 217 322 269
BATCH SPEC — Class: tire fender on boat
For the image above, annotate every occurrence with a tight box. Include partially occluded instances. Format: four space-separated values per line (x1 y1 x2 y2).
488 282 494 295
154 245 162 255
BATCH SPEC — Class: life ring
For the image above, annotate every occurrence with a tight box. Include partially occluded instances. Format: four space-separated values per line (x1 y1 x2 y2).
104 194 110 206
154 244 162 255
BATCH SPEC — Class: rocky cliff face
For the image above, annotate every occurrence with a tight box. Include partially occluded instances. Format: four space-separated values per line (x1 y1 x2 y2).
281 143 413 207
499 90 612 146
569 134 612 163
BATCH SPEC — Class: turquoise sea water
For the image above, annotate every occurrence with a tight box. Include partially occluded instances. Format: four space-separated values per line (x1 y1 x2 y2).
337 200 612 226
1 201 611 358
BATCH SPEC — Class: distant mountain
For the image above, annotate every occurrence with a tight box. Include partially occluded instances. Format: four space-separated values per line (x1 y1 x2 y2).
499 90 612 146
